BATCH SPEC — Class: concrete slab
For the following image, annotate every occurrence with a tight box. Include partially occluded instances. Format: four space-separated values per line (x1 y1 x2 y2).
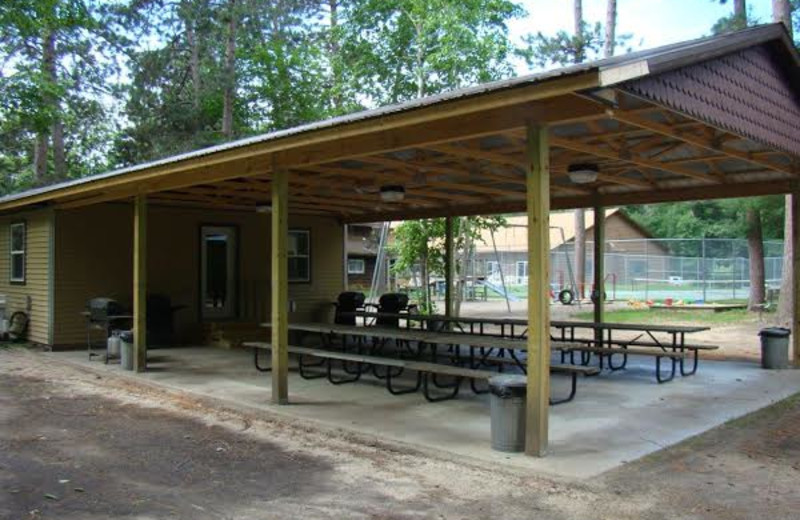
54 347 800 479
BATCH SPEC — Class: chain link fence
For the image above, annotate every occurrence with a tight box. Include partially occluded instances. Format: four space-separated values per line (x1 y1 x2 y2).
471 238 784 303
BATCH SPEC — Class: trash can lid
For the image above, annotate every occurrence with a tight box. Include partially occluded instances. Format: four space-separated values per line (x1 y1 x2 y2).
119 330 134 342
759 327 791 337
488 374 527 398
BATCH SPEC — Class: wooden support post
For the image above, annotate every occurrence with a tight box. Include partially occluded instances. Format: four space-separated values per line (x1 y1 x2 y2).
133 194 147 373
793 192 800 367
593 205 605 336
343 224 349 291
525 123 550 457
272 167 290 404
445 216 454 317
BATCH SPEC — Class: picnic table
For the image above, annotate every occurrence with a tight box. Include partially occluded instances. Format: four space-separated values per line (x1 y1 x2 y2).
256 321 597 403
345 311 716 382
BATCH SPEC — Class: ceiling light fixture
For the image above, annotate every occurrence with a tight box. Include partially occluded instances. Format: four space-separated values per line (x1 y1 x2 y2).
379 185 405 202
567 163 599 184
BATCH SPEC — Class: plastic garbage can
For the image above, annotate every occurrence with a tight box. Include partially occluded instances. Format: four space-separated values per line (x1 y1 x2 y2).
488 374 527 452
759 327 790 369
120 330 134 370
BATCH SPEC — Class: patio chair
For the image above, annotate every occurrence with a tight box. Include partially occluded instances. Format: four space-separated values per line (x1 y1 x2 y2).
332 291 366 326
371 293 416 328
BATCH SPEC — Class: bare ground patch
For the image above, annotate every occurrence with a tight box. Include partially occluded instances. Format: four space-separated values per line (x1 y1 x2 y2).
0 347 798 519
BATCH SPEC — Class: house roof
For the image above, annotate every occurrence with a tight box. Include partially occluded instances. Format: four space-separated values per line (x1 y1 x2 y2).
1 24 798 221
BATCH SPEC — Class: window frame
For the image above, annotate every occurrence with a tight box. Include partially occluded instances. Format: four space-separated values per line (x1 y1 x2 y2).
288 229 312 283
9 221 26 285
347 258 366 275
515 261 528 280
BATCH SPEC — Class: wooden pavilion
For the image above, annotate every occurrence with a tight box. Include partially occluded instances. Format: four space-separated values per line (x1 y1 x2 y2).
0 24 798 456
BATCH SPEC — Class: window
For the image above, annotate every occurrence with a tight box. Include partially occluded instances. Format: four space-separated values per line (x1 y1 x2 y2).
288 229 311 282
348 258 365 275
486 260 500 279
515 261 528 280
9 222 25 284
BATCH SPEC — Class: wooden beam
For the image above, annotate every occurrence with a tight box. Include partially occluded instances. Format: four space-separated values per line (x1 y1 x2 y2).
445 216 454 317
271 168 290 404
613 111 798 176
550 136 721 183
133 194 147 373
525 123 550 457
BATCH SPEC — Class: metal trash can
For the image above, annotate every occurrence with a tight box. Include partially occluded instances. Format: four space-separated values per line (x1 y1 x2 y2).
489 374 527 452
119 330 134 370
759 327 790 369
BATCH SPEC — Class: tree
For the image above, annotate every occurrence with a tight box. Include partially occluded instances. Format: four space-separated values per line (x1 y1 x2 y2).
0 0 119 187
390 216 505 315
337 0 523 105
712 0 751 33
604 0 617 58
572 0 587 300
774 0 795 324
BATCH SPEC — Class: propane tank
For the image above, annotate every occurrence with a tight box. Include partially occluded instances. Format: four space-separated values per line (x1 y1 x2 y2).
107 331 121 357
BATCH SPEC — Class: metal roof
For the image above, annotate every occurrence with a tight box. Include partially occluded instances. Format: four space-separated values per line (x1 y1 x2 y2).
1 23 796 210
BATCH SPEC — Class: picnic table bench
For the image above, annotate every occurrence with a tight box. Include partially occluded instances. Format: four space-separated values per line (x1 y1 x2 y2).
252 322 599 404
345 312 717 382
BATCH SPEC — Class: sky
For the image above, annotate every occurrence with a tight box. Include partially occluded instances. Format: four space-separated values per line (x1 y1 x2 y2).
508 0 774 71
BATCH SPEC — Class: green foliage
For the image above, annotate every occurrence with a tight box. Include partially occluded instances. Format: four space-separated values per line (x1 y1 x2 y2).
520 20 632 68
0 0 122 189
390 215 506 311
337 0 524 104
624 196 785 249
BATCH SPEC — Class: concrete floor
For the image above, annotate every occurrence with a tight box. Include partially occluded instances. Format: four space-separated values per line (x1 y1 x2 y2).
55 346 800 479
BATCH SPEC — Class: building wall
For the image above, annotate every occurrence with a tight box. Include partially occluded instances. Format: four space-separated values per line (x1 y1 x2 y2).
0 209 53 344
347 255 376 290
53 203 343 347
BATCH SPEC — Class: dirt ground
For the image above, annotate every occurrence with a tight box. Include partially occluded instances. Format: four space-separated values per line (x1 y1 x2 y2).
1 348 799 519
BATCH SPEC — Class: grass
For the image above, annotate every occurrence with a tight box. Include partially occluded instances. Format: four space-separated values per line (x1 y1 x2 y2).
573 307 758 326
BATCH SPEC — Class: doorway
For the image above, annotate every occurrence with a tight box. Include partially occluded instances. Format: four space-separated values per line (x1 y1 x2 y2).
200 226 238 319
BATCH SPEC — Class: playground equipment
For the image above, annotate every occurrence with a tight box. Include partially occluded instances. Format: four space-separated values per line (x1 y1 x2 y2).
551 226 580 306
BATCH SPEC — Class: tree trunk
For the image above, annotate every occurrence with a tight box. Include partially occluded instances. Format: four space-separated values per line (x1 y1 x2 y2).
187 19 201 110
33 135 48 184
574 0 584 62
41 26 66 181
604 0 617 58
35 29 59 184
454 217 471 317
774 0 794 324
773 0 793 36
778 196 793 324
221 0 237 139
420 249 430 312
414 19 425 98
328 0 343 111
574 209 586 299
51 120 66 180
746 208 765 311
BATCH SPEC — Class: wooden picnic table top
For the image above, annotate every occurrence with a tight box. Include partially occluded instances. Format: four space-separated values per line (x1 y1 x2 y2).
261 321 530 351
346 311 710 335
